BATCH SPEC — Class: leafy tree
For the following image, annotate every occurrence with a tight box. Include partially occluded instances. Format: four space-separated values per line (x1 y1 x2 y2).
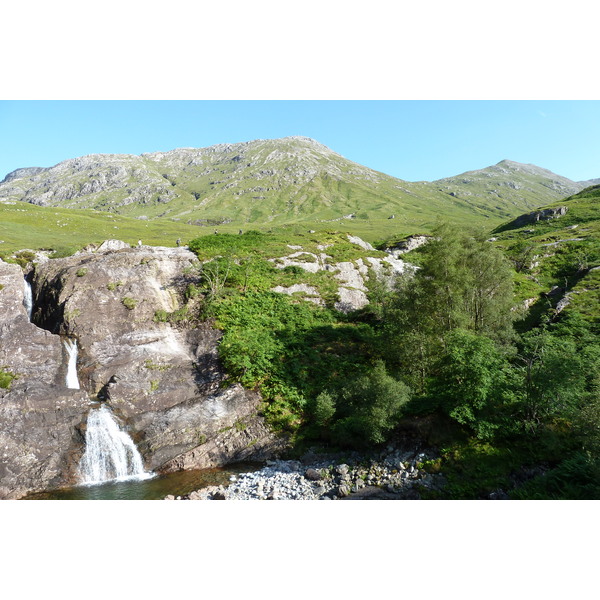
514 328 592 432
385 223 515 392
433 329 508 439
311 391 336 427
331 360 411 447
507 238 536 273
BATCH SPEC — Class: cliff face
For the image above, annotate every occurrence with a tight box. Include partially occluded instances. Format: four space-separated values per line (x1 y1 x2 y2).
0 259 89 498
0 244 286 499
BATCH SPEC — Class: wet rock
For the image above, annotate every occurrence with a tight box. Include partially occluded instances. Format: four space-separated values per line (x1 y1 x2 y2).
1 245 288 498
0 258 90 498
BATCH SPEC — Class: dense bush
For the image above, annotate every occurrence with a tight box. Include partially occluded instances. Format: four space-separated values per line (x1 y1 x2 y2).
329 361 411 447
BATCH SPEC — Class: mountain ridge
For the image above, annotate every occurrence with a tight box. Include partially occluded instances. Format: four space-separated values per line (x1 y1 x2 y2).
0 136 589 233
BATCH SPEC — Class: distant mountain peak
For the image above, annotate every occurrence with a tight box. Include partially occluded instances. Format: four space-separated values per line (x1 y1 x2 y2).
0 137 592 232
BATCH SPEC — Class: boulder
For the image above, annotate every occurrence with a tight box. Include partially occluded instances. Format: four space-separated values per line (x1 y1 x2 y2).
510 206 568 228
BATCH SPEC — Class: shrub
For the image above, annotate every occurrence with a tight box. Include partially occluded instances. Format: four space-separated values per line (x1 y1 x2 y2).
153 309 169 322
0 368 16 389
122 297 137 310
331 361 411 447
14 250 36 268
49 247 78 259
76 268 88 277
282 265 305 275
312 391 336 427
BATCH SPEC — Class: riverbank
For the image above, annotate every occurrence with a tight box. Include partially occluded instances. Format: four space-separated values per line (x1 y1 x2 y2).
165 446 447 500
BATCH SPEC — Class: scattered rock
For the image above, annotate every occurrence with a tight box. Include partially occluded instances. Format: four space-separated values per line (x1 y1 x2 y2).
304 468 322 481
173 448 442 500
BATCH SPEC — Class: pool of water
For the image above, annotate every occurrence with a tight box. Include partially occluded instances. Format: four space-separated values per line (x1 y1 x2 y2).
24 462 262 500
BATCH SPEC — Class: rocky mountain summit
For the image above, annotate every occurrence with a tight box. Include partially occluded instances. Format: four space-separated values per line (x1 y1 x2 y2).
0 137 586 229
434 159 584 214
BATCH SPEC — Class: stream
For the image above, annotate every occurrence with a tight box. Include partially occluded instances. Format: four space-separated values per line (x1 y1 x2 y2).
24 462 262 500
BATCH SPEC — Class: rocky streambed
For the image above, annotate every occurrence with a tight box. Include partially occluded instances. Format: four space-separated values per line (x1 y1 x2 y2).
165 447 447 500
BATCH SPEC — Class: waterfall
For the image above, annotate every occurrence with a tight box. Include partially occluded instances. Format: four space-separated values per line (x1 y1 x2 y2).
79 404 153 485
23 278 33 320
64 339 80 389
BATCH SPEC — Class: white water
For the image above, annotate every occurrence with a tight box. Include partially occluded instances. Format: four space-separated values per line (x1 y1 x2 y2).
79 404 153 485
23 278 33 320
64 339 80 389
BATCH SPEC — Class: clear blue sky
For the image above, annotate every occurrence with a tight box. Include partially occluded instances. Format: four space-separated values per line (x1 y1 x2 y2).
1 101 599 183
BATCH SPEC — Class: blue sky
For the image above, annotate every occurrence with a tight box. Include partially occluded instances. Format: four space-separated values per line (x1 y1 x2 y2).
1 100 599 183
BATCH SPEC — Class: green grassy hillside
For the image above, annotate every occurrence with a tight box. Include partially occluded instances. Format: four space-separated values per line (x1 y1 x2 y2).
492 185 600 327
0 202 210 254
1 137 585 243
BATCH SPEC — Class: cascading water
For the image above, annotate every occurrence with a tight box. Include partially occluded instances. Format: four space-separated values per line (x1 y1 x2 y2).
23 278 33 320
79 404 153 485
64 338 80 389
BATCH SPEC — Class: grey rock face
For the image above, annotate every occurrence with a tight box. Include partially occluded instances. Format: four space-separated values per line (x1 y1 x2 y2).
510 206 568 228
0 259 90 498
1 167 48 184
269 239 412 313
386 235 431 256
0 245 286 498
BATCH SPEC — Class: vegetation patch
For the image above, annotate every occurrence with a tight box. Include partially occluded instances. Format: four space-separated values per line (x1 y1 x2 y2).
122 297 138 310
0 368 16 389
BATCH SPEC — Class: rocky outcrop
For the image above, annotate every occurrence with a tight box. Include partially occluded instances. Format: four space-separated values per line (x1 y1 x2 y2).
0 259 89 499
1 167 48 184
385 235 431 257
270 284 324 306
270 238 412 312
0 244 286 498
509 206 568 229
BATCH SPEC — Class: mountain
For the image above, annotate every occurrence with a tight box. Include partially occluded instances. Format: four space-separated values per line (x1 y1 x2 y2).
433 159 585 215
0 137 588 235
579 178 600 187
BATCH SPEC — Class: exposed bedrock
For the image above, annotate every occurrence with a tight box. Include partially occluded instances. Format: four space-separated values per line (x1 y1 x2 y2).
0 244 286 498
0 259 89 498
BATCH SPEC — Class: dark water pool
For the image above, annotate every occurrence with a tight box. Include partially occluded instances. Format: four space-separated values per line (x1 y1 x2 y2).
24 462 262 500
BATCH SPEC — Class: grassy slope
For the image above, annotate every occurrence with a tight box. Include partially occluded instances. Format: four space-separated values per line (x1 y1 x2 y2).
2 139 584 248
492 185 600 326
0 202 214 253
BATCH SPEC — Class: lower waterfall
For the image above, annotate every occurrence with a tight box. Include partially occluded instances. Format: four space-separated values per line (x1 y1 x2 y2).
79 404 153 485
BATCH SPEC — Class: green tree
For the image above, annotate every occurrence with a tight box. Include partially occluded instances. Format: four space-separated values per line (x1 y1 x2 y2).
331 360 411 447
385 223 515 392
515 328 592 432
433 329 508 439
